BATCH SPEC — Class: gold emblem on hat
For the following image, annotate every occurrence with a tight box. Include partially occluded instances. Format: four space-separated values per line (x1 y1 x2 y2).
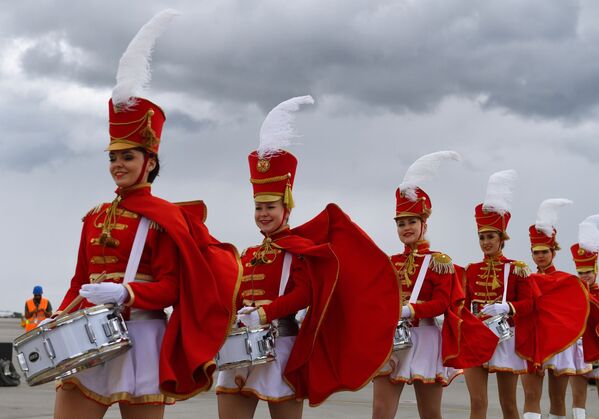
578 248 586 256
257 159 270 173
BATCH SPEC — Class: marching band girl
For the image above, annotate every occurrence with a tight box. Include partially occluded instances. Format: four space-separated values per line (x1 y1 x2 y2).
372 151 463 419
216 96 398 419
52 11 240 419
462 170 535 419
522 199 589 419
569 215 599 419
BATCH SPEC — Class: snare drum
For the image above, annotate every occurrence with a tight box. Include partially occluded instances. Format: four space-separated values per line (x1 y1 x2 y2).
393 319 413 351
484 314 513 343
216 324 276 370
13 304 131 386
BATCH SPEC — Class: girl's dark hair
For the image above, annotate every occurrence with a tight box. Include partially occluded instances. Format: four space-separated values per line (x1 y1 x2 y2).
137 148 160 183
148 155 160 183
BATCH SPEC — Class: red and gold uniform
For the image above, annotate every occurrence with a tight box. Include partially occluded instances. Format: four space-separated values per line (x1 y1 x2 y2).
54 93 240 405
217 146 399 406
462 203 535 373
58 185 178 405
463 255 533 373
571 243 599 373
216 226 311 402
377 186 469 385
377 239 461 385
527 226 590 374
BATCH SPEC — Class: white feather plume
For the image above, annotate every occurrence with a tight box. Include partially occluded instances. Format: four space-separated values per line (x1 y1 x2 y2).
398 151 462 201
482 170 518 215
535 198 573 237
579 214 599 253
112 9 180 108
258 95 314 158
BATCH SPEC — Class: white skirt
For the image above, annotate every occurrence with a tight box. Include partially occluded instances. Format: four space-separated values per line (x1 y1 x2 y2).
59 319 172 405
377 324 462 386
216 336 296 402
483 328 528 374
543 339 591 376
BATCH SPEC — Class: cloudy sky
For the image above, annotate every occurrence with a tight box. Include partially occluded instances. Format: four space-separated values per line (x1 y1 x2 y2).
1 0 598 312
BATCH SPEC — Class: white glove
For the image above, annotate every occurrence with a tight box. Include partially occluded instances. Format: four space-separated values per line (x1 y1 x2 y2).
401 305 412 319
237 307 261 329
80 283 128 305
481 302 510 317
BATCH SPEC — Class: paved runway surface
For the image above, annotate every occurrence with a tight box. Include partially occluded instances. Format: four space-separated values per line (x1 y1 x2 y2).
1 318 598 418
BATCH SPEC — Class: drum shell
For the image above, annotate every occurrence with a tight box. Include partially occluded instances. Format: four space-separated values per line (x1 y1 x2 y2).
483 314 514 343
393 319 413 351
13 304 131 386
216 324 276 371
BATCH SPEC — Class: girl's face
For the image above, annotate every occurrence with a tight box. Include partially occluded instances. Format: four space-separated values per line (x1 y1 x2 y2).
579 271 597 286
109 149 155 188
254 200 287 235
478 231 503 257
396 216 426 246
532 248 554 270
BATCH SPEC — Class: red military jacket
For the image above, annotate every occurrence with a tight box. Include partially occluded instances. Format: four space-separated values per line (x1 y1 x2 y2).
237 227 311 323
583 282 599 362
463 254 532 319
58 184 179 314
391 241 454 323
390 241 500 368
57 184 241 400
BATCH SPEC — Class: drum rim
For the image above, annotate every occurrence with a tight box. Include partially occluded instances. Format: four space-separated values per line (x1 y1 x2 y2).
26 339 131 386
14 304 119 345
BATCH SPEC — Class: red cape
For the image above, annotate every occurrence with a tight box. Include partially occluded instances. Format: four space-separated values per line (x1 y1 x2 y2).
121 194 241 400
583 286 599 363
527 271 589 367
276 204 399 406
443 265 499 368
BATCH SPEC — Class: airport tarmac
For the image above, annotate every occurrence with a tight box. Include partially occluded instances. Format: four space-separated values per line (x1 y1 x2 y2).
1 318 597 418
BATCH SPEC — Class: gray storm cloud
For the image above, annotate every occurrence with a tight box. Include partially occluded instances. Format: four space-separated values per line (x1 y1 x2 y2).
0 1 597 311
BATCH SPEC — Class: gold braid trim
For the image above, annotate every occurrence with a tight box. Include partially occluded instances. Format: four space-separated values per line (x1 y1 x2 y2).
482 259 502 289
429 253 455 274
399 252 417 289
250 174 290 184
109 109 158 152
251 238 278 265
511 260 531 277
94 196 122 248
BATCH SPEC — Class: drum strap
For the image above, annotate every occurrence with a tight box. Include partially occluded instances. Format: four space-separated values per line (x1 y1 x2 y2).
278 252 293 297
124 217 151 284
408 254 431 304
502 263 510 304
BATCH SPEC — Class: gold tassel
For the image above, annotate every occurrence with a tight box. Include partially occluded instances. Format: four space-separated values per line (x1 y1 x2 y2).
400 253 417 288
511 261 531 277
430 253 455 274
98 196 121 248
283 181 295 209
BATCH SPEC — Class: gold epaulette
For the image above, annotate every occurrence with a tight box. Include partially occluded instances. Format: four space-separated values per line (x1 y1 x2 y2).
429 253 455 274
82 203 106 221
511 260 531 277
149 221 164 232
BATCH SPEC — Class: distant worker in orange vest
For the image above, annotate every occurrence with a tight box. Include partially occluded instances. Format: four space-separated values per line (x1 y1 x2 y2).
23 285 52 332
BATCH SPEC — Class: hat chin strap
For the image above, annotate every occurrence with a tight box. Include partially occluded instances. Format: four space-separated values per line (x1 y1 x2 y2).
264 208 290 238
133 154 150 186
